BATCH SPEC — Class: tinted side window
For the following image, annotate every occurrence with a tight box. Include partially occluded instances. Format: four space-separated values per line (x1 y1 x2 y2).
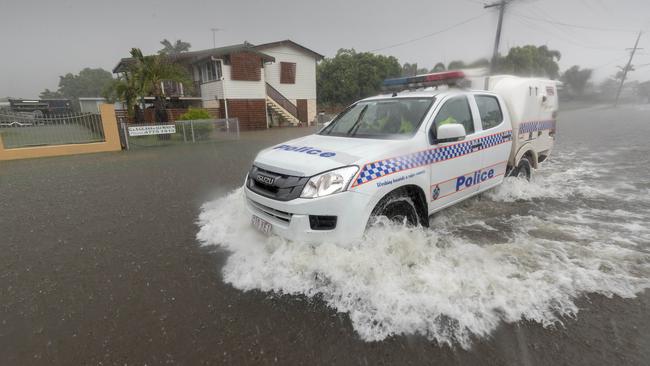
433 96 474 136
475 95 503 130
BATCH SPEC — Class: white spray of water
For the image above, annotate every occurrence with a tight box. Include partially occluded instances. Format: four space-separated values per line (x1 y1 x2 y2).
196 162 650 348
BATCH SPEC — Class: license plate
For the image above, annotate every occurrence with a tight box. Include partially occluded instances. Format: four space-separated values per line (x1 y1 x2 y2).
251 215 272 235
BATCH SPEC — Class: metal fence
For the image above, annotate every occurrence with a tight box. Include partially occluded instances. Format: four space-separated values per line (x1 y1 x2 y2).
0 112 104 148
121 118 240 149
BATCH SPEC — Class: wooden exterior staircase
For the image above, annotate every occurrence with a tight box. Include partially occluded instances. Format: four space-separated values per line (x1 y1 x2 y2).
265 83 300 126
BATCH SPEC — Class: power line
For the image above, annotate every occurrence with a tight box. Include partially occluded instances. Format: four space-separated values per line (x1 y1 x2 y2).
511 15 623 52
512 12 637 33
591 55 629 70
368 13 488 52
524 3 608 40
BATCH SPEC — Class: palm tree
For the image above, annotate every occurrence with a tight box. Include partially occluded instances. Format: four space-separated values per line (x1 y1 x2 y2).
129 48 191 122
103 74 141 121
158 39 191 55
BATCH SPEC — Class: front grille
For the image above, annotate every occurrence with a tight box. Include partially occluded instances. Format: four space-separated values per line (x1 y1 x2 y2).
248 199 292 223
247 165 309 201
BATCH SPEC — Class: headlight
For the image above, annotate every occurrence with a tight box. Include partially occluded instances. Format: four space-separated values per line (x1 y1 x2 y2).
300 166 359 199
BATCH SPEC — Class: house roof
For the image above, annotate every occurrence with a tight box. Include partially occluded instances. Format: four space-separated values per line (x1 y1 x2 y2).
112 43 276 73
253 40 324 60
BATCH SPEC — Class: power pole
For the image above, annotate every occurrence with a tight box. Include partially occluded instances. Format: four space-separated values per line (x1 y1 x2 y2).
210 28 222 48
614 31 643 107
485 0 507 89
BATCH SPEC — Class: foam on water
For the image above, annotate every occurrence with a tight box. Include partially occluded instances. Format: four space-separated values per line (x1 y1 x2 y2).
196 159 650 348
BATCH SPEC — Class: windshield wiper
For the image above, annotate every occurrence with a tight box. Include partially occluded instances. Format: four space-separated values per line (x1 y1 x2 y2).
346 105 368 136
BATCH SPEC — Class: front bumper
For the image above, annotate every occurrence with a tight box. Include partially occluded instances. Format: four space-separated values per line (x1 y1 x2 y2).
244 185 372 244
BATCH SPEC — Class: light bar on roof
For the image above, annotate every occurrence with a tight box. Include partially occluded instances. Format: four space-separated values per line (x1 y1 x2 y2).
382 70 466 91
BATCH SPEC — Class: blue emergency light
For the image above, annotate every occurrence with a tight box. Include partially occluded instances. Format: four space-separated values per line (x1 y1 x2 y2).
382 70 466 91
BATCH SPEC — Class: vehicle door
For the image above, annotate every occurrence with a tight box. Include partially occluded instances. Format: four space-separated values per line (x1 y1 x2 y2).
469 93 512 192
427 93 483 213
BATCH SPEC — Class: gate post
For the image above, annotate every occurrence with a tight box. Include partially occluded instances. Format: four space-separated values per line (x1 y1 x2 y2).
121 122 130 150
100 104 122 151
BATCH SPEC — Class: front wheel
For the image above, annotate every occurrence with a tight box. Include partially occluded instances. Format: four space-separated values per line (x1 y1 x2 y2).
371 192 420 226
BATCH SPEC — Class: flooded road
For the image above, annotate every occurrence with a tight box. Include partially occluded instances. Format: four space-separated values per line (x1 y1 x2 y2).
1 104 649 365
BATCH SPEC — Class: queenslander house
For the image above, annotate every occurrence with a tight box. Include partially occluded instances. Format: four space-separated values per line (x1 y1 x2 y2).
113 40 323 129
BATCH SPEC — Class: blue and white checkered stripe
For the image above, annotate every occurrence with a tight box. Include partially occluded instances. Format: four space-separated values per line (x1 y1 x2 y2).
352 130 513 187
519 120 556 135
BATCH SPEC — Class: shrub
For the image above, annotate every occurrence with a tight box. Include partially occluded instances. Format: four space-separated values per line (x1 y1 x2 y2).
178 107 211 121
177 107 213 140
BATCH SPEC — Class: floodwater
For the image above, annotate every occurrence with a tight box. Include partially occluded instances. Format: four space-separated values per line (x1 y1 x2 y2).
197 104 650 348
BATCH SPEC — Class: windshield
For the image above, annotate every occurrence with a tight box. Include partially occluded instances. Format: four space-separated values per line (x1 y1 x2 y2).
319 97 434 139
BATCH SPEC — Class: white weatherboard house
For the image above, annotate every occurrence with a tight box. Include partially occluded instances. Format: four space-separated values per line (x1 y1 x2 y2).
256 40 322 126
113 40 324 129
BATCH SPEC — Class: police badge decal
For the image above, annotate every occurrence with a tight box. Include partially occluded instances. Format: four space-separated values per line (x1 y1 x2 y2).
432 185 440 200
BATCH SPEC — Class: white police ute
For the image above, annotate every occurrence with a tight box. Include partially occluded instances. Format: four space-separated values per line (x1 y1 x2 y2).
245 71 558 242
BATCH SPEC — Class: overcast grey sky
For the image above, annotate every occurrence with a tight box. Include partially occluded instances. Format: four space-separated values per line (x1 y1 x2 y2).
1 0 649 98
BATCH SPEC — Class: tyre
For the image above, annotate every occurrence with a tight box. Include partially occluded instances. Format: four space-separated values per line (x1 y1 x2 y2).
511 156 532 181
371 190 421 226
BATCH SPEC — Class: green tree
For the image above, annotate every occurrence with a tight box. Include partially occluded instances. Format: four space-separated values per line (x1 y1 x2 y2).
40 68 115 109
598 78 619 101
129 48 192 122
431 62 446 72
561 65 593 95
638 81 650 103
401 63 429 77
447 58 489 70
39 89 64 99
401 63 417 77
469 58 490 68
317 49 401 106
158 39 192 55
447 60 466 70
497 45 562 79
615 64 635 80
58 68 115 99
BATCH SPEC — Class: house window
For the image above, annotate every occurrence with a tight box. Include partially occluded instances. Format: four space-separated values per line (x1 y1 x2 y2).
231 52 261 81
280 62 296 84
200 61 222 82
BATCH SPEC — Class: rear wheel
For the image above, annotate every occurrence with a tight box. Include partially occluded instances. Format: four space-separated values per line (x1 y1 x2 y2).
510 156 532 180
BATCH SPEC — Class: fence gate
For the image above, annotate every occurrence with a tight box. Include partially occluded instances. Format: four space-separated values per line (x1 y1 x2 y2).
121 118 240 149
0 111 105 149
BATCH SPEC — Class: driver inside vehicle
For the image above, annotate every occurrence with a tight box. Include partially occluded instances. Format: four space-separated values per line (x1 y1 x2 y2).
376 103 416 134
436 115 458 126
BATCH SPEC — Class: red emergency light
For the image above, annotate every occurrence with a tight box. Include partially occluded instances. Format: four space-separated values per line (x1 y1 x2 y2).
382 70 466 92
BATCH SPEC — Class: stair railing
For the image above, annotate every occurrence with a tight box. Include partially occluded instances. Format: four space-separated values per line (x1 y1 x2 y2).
265 83 298 119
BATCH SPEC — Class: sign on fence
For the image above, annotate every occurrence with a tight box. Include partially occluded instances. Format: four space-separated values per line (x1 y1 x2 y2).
120 118 239 150
128 124 176 136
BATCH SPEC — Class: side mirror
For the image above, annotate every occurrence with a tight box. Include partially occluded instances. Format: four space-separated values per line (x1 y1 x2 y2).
435 123 466 143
